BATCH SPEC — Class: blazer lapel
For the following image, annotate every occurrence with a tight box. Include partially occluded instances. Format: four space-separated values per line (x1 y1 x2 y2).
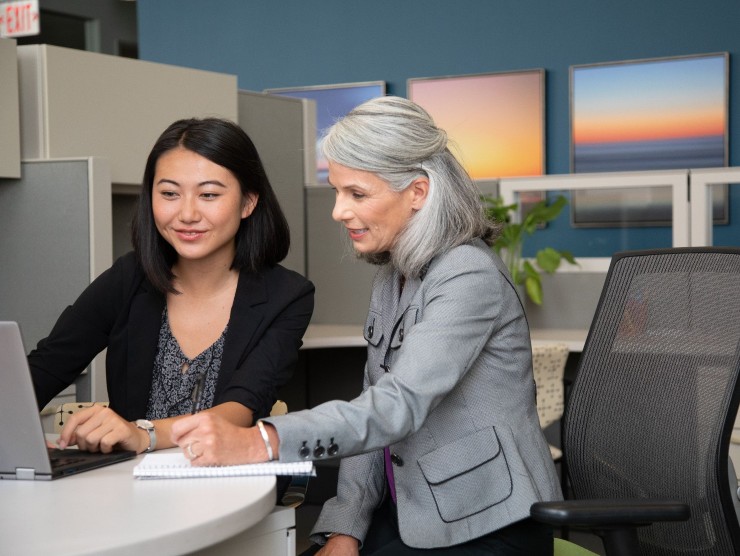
127 285 165 418
395 275 421 321
217 269 267 394
372 270 423 379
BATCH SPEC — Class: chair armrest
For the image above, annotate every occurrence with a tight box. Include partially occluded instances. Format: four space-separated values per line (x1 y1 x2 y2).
531 499 690 528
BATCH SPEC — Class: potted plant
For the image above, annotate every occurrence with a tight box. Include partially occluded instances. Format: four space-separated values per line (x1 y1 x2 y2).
483 194 577 305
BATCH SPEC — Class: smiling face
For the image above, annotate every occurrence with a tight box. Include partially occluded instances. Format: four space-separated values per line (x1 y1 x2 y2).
329 162 428 256
152 147 256 267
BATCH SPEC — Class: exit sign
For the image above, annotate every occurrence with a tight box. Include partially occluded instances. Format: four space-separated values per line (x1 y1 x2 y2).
0 0 40 38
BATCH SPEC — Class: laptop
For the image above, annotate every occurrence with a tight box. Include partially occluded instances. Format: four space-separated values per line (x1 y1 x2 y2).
0 321 136 480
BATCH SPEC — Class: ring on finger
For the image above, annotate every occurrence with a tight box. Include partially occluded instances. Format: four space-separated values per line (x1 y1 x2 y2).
186 442 200 460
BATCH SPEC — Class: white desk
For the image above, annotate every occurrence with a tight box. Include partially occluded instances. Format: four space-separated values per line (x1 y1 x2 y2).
303 324 588 352
302 324 366 349
0 448 295 556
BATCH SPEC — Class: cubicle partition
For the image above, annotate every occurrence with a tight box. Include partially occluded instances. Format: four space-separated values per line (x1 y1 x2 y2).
0 38 21 178
690 167 740 247
16 44 238 185
498 170 691 330
0 158 112 404
238 91 315 276
305 186 376 324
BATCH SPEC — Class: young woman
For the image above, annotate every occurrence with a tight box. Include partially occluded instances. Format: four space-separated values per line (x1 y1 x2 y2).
30 117 314 455
171 98 561 555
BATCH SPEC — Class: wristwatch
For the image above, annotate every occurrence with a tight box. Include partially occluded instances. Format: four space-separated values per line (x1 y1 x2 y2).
135 419 157 452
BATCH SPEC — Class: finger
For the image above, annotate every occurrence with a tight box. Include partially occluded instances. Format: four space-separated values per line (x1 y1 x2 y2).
99 430 125 453
185 442 198 460
58 406 102 449
171 414 207 444
58 418 81 449
57 429 77 450
72 410 124 453
191 447 216 467
183 439 205 464
75 426 108 453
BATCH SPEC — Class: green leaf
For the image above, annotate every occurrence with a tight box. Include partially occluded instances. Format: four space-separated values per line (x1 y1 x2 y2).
509 263 522 285
536 247 562 273
536 195 567 222
481 195 516 223
486 193 575 306
525 275 543 305
561 251 578 266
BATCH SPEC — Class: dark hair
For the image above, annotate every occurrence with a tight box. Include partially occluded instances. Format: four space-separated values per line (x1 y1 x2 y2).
132 117 290 293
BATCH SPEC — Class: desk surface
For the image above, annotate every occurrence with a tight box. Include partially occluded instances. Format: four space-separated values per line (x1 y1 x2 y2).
0 448 277 556
303 324 588 352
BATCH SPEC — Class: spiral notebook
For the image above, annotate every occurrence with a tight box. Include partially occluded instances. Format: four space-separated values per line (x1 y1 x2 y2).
133 453 315 479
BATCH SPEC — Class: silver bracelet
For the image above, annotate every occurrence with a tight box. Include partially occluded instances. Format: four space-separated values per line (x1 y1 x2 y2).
256 420 274 461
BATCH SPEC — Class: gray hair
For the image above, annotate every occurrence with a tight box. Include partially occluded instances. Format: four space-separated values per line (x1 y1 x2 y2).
321 96 498 278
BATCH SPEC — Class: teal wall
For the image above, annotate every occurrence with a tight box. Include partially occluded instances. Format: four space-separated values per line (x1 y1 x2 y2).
137 0 740 255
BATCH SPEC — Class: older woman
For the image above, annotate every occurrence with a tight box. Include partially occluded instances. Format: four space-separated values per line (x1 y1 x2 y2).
171 97 562 555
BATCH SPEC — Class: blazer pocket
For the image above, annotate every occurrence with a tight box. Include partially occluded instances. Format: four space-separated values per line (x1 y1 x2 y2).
364 310 383 347
418 427 513 523
389 306 419 349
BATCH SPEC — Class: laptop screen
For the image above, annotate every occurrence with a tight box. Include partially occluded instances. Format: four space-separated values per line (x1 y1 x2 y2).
0 321 134 480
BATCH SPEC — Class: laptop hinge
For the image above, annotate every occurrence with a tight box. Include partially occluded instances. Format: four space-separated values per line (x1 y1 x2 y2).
16 467 36 480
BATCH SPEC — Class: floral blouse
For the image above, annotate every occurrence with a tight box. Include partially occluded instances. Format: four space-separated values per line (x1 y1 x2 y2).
145 308 227 420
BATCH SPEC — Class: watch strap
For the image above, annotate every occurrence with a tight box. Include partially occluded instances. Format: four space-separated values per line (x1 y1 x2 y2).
135 419 157 452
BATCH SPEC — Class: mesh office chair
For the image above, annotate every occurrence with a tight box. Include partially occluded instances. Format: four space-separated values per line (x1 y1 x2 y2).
532 247 740 556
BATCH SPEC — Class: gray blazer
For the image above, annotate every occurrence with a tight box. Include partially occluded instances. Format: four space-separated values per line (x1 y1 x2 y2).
267 239 562 549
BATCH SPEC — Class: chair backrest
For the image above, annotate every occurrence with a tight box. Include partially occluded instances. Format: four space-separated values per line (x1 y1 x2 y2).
565 248 740 555
532 343 570 430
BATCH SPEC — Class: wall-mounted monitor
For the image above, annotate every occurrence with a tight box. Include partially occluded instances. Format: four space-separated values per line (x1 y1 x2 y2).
407 69 545 181
265 81 386 184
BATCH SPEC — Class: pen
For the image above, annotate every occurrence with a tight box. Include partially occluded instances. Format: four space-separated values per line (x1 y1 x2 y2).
190 371 207 415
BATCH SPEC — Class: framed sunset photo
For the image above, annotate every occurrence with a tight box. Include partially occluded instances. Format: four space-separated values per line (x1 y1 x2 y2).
408 69 545 180
570 52 729 227
408 69 546 214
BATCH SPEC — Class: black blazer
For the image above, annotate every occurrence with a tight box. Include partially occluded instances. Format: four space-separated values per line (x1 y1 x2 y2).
29 252 314 421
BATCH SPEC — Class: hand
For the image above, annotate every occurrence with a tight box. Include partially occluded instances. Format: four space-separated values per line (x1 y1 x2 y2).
170 412 275 466
316 535 360 556
57 405 148 453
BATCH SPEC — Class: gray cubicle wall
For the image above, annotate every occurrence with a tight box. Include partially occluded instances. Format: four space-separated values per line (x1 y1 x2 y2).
0 38 21 178
524 272 606 330
17 44 238 185
306 186 376 324
0 158 112 404
238 91 314 275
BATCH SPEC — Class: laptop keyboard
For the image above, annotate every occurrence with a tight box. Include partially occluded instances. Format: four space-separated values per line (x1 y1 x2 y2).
48 449 88 467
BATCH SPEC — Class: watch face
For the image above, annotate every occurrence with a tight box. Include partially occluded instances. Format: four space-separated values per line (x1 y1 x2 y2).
135 419 157 452
136 419 154 430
